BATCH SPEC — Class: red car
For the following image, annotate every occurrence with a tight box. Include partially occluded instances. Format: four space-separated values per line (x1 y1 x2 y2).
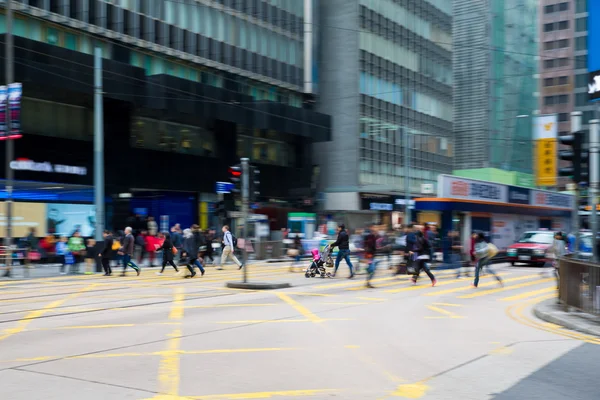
506 231 555 267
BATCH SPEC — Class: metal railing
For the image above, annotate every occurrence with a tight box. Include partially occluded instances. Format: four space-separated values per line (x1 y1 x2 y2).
558 256 600 316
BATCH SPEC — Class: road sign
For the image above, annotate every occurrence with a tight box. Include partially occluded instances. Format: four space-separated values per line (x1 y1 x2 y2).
216 181 234 194
228 211 243 218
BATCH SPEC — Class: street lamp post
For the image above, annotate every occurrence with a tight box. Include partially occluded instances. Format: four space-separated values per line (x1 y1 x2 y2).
3 0 14 277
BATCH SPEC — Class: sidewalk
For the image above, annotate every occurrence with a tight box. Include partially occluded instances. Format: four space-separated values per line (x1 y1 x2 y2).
534 299 600 337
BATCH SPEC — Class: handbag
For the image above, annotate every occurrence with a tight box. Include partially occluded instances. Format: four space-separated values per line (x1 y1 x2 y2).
287 249 299 257
172 247 178 255
28 251 41 261
487 243 499 258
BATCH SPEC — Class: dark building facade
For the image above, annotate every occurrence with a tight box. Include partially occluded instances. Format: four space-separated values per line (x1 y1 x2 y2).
0 30 330 232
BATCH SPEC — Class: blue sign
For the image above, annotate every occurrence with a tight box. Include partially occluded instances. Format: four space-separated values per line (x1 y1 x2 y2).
215 181 234 194
507 186 530 205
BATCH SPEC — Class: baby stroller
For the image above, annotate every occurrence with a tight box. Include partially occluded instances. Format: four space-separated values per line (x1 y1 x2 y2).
305 244 334 278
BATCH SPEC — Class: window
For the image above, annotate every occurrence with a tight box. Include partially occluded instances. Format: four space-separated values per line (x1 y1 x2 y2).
544 23 554 32
576 73 588 88
559 113 569 122
544 41 554 51
46 27 60 45
558 76 568 85
64 32 77 50
544 96 555 106
558 39 569 48
576 36 587 51
544 59 555 69
544 4 554 14
576 17 588 32
576 92 588 107
558 20 569 30
544 77 554 87
576 0 587 14
576 54 587 68
559 2 569 11
558 57 569 67
558 94 568 104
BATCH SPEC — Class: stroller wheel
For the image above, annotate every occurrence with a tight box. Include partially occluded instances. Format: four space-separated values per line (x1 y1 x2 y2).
305 273 310 278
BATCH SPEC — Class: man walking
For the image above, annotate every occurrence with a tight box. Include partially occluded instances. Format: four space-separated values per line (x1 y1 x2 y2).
331 224 354 279
98 230 113 276
119 227 141 276
219 225 243 270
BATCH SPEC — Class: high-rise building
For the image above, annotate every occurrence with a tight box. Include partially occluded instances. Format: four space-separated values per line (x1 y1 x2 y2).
317 0 453 225
573 0 593 125
454 0 538 184
539 1 575 139
0 0 330 231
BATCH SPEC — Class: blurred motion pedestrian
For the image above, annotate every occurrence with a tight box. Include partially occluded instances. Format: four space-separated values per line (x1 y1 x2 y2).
155 232 179 275
331 224 354 279
220 225 243 270
119 227 140 276
68 231 86 274
410 230 437 286
551 231 567 288
182 228 204 278
473 233 503 288
56 236 69 275
85 238 96 275
363 228 377 288
99 230 114 276
147 216 158 236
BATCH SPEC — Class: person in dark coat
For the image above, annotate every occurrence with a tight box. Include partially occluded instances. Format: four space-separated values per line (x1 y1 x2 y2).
182 228 205 278
98 230 113 276
155 232 179 275
331 224 354 279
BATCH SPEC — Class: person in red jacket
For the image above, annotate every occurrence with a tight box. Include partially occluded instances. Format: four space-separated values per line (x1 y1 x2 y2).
145 234 161 268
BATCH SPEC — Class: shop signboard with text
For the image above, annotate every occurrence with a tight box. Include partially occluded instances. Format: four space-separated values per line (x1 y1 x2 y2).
437 175 507 203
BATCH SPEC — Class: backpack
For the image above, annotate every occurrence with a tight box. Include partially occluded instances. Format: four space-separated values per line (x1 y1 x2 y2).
112 240 121 251
231 234 238 248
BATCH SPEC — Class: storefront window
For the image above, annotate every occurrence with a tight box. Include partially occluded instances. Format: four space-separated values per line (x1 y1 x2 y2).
22 98 91 141
130 117 216 157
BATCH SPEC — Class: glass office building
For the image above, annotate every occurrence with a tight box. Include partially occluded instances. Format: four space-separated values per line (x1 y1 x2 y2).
454 0 538 175
317 0 452 217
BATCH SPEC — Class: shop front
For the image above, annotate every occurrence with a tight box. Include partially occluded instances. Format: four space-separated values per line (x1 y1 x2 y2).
415 175 574 257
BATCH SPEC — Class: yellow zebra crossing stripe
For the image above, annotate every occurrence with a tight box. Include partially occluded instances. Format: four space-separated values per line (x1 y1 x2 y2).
459 278 556 299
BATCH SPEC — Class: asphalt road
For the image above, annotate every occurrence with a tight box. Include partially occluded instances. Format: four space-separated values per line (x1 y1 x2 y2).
0 261 598 400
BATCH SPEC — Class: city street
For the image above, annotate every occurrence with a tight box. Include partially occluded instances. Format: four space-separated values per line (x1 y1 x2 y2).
0 262 598 400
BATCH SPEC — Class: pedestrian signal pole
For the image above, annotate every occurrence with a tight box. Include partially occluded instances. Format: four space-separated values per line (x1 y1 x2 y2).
241 158 249 283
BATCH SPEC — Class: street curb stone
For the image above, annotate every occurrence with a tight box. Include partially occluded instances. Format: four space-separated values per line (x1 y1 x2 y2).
534 298 600 338
226 282 292 290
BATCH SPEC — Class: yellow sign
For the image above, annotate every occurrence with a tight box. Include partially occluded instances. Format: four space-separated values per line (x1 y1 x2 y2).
535 138 557 187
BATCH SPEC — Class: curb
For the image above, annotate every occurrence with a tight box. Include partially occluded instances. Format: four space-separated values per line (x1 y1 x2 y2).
225 282 292 290
533 299 600 338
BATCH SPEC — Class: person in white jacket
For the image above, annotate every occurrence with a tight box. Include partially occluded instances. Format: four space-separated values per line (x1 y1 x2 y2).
473 233 503 288
551 231 567 289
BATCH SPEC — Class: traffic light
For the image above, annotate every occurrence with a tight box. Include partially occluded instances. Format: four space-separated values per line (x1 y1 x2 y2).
250 165 260 201
229 164 242 194
559 131 589 185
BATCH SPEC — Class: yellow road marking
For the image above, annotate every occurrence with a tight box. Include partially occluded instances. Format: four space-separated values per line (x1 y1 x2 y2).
344 345 360 349
286 292 336 297
215 318 353 324
389 382 429 398
323 302 369 305
432 303 462 307
151 287 185 399
499 287 557 302
356 297 386 302
490 346 514 355
423 273 528 296
425 305 465 319
386 273 511 294
0 284 97 342
506 294 600 345
276 292 323 323
186 303 278 308
459 278 555 299
189 389 338 399
314 276 399 290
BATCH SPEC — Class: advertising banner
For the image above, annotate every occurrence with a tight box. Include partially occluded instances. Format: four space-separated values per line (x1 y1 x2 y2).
491 214 516 251
0 202 47 238
47 203 96 237
507 186 530 205
0 85 6 138
530 190 574 210
8 82 21 137
533 114 557 187
437 175 507 203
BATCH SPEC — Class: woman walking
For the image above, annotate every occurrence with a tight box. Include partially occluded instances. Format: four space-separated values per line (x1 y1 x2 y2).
182 228 205 278
552 231 567 289
472 232 503 288
410 230 437 286
155 232 179 275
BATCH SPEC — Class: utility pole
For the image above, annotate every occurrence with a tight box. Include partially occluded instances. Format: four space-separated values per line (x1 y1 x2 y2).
94 47 105 242
241 157 249 283
403 128 411 224
3 0 14 277
571 111 582 254
590 119 599 262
